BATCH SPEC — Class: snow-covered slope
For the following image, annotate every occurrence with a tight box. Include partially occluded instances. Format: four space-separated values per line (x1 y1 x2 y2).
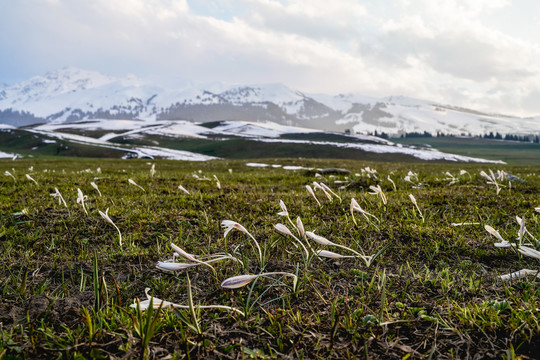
28 119 504 163
1 67 539 136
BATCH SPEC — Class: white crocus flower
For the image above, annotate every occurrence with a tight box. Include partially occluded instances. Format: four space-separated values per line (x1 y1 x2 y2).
306 231 364 258
316 250 356 259
296 217 305 238
98 208 122 246
221 272 297 290
500 269 540 281
274 223 309 257
51 187 68 209
130 288 245 315
409 194 424 222
25 174 38 185
278 200 288 217
451 222 480 226
178 185 190 195
480 170 501 195
305 185 321 206
169 243 216 273
350 198 378 225
368 185 387 205
156 255 235 272
484 225 509 247
90 182 102 197
150 163 156 177
221 220 262 264
13 208 29 216
76 188 88 215
387 175 397 191
4 170 16 181
312 182 333 201
518 246 540 260
213 175 221 189
319 182 341 202
128 178 145 192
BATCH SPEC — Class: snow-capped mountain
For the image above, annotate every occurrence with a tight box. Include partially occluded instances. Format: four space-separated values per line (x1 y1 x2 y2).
1 67 539 136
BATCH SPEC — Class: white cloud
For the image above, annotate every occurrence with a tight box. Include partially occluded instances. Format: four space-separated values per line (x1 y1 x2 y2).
1 0 540 116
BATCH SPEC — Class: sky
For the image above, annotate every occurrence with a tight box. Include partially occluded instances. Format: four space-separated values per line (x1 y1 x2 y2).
1 0 540 117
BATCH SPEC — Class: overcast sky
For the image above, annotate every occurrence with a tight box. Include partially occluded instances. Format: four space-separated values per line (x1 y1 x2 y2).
1 0 540 116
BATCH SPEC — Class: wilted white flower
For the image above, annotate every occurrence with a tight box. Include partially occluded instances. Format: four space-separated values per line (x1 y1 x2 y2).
443 171 457 186
25 174 38 186
368 185 387 205
480 170 501 195
296 217 305 238
485 225 507 246
312 182 333 201
277 200 289 217
500 269 540 281
156 261 199 271
316 250 355 259
178 185 190 195
409 194 424 222
221 274 259 289
221 220 262 264
221 272 297 290
306 231 333 246
450 222 480 227
274 223 294 237
387 175 397 191
213 175 221 189
4 170 16 181
319 182 341 201
306 231 363 258
51 187 68 209
76 188 88 215
150 163 156 177
128 178 145 192
90 182 102 197
12 208 29 216
274 223 309 257
98 208 122 246
305 185 321 206
130 288 175 310
518 246 540 260
170 243 216 273
350 198 378 225
130 288 244 315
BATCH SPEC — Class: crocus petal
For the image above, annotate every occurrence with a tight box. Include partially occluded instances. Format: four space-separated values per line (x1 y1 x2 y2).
178 185 190 195
156 261 199 271
306 231 333 246
518 246 540 260
484 225 506 243
221 275 258 289
170 243 199 262
296 217 305 238
317 250 349 259
275 223 294 237
500 269 539 281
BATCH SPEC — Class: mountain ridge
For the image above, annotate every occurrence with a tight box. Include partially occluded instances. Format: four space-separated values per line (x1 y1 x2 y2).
1 67 538 136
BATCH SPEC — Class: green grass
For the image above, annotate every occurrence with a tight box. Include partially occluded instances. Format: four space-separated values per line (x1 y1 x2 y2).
1 158 540 359
392 136 540 166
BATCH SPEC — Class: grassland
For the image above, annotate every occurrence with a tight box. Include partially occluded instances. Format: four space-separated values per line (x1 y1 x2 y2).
392 136 540 166
1 158 540 359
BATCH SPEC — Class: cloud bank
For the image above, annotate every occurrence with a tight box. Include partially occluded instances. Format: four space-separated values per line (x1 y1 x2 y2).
1 0 540 116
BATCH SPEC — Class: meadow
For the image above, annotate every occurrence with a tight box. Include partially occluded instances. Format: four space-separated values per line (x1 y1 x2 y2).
1 157 539 359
